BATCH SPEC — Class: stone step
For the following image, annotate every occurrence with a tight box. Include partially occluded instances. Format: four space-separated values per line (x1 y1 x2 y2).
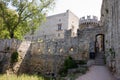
95 63 104 66
95 58 105 65
17 41 31 58
94 52 105 65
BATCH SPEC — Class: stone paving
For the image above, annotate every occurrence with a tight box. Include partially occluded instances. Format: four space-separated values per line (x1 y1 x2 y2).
76 66 116 80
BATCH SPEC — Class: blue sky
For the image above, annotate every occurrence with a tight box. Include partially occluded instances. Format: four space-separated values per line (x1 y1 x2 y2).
48 0 103 19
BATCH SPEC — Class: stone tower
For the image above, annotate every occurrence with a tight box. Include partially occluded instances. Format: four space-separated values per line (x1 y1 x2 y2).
79 16 99 30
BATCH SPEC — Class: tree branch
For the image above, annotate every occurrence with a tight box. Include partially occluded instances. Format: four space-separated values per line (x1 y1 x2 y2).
0 5 11 32
14 2 32 30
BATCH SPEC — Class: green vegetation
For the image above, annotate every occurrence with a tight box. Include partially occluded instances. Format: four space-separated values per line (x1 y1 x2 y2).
109 48 115 58
59 56 78 77
11 51 19 64
0 74 49 80
0 0 55 39
103 55 106 64
58 56 88 80
77 60 87 65
64 56 78 69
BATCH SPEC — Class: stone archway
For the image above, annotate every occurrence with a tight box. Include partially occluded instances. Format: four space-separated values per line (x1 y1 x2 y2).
95 34 105 54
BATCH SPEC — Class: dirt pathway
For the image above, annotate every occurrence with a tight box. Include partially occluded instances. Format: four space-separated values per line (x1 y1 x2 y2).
76 66 116 80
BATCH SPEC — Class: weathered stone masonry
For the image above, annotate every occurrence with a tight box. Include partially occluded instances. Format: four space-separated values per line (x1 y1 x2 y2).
0 20 104 75
101 0 120 78
2 0 120 77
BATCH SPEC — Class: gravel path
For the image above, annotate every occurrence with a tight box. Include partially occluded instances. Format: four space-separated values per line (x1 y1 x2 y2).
76 66 116 80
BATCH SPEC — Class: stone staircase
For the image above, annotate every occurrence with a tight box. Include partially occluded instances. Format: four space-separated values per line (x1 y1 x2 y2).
17 41 31 58
95 52 105 65
13 41 31 73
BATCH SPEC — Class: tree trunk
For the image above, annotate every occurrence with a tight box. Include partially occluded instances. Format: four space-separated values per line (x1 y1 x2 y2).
10 32 14 39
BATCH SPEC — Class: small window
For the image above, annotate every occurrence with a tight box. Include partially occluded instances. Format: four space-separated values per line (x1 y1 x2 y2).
59 19 61 21
58 24 62 31
60 48 63 53
70 47 74 51
48 48 51 52
102 14 104 17
58 33 60 37
106 9 109 14
38 49 41 52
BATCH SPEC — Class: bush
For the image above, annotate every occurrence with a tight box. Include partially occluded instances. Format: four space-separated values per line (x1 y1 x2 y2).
64 56 78 69
78 60 87 65
59 56 78 77
11 51 19 64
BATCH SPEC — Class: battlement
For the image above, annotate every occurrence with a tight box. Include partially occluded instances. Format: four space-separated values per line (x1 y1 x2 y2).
79 16 99 25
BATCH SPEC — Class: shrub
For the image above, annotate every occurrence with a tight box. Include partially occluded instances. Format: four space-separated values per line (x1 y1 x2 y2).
11 51 19 64
64 56 78 69
59 56 78 77
78 60 87 65
109 48 115 58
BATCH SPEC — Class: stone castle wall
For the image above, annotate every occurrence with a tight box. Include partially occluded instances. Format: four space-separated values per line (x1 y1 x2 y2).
0 23 104 74
0 37 89 74
101 0 120 78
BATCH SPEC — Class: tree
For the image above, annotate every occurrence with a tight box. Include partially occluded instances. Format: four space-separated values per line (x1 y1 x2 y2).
0 0 55 39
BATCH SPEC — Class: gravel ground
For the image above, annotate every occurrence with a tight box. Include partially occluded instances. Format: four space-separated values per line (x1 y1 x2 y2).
76 66 116 80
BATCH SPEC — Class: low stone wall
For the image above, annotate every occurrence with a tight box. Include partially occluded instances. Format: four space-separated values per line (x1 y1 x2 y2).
0 38 89 74
0 39 22 73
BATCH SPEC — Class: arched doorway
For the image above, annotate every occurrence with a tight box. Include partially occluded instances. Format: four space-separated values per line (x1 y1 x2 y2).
95 34 105 54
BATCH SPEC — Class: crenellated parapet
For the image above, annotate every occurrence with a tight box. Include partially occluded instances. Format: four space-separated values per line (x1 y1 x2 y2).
80 15 99 25
79 16 99 29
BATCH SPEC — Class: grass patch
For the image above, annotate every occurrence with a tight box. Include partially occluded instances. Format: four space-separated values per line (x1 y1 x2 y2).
0 74 49 80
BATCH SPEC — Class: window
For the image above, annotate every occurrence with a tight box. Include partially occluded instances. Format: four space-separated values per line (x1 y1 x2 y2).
58 33 60 37
48 48 51 52
70 47 74 51
59 19 61 21
60 48 63 53
58 24 62 31
105 9 109 14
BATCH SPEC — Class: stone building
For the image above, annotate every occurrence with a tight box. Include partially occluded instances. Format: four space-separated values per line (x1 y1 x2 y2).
25 10 79 40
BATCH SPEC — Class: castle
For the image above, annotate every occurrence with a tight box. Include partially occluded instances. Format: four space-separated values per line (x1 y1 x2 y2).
0 0 120 79
25 10 79 40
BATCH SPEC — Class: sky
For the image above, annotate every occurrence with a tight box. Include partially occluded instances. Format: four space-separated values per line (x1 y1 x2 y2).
48 0 103 20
